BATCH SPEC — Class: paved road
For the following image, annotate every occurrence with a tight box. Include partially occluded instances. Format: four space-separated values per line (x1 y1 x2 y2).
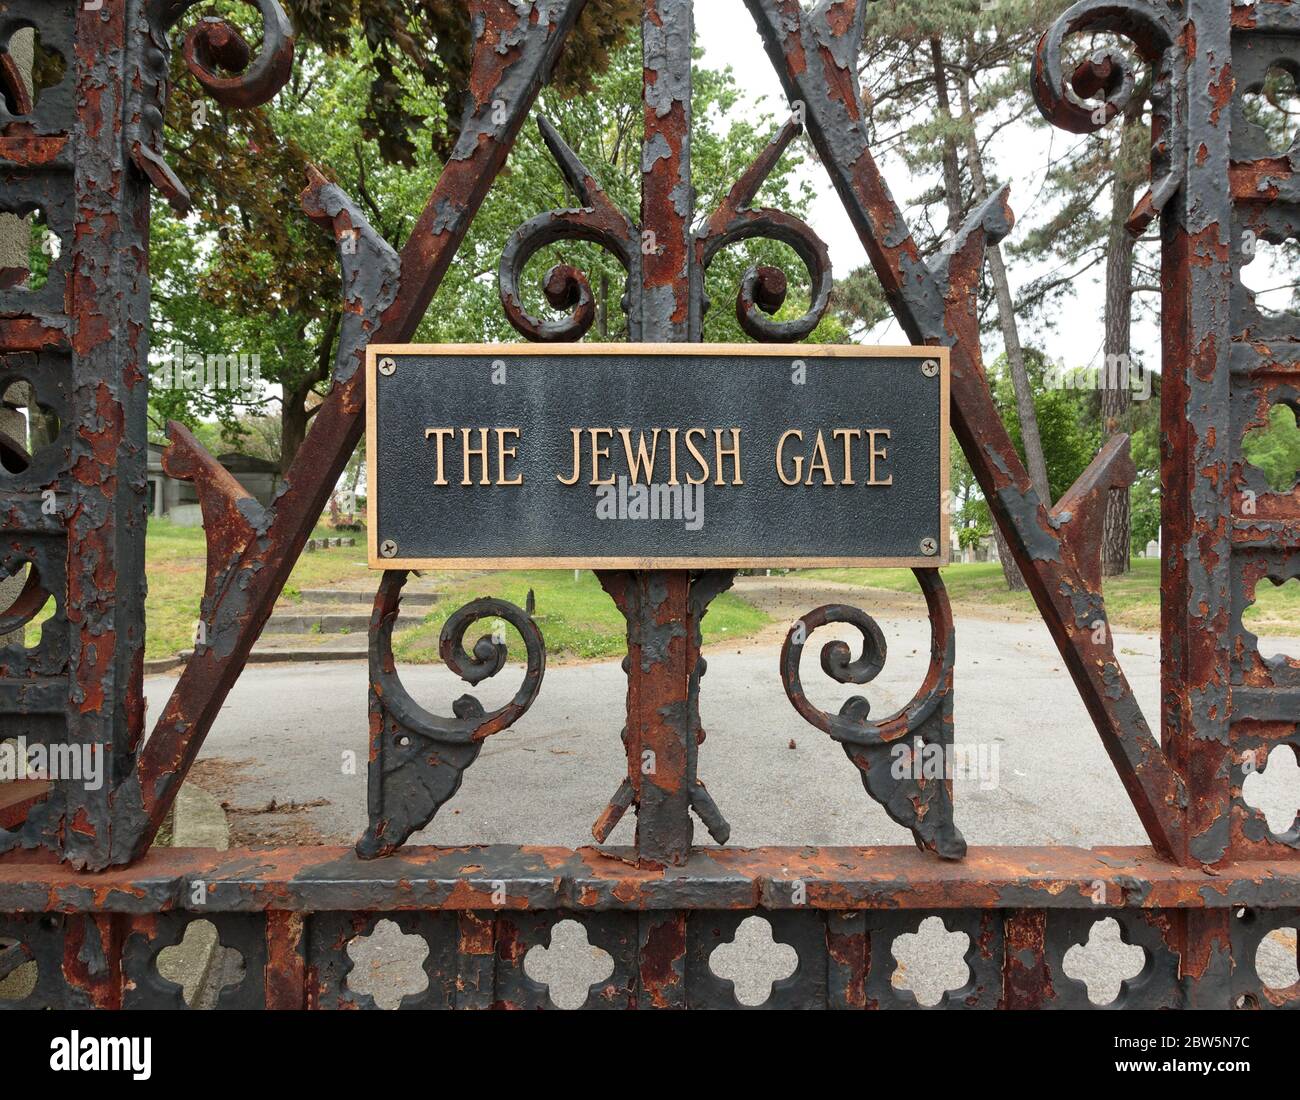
143 582 1299 1007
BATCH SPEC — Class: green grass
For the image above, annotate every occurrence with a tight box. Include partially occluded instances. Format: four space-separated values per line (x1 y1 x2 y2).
20 519 769 662
392 569 769 664
147 517 377 658
800 558 1299 636
21 527 1290 664
123 517 371 660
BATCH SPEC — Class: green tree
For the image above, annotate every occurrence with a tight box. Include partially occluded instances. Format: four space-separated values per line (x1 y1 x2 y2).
1021 54 1300 566
1015 46 1156 576
1127 384 1161 556
949 437 992 551
151 14 843 471
946 349 1106 561
992 350 1099 504
417 38 845 345
150 2 637 470
284 0 639 165
1244 403 1300 493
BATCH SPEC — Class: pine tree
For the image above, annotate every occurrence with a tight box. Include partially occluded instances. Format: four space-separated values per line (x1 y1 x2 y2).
1016 63 1157 577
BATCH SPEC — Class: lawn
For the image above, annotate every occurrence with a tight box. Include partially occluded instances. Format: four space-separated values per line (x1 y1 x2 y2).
23 527 1292 662
392 569 769 664
134 518 374 659
35 519 768 662
25 518 377 659
802 558 1299 636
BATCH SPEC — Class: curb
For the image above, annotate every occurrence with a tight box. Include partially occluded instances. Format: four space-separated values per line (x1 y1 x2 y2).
246 649 368 664
143 654 187 675
144 648 370 675
174 784 230 850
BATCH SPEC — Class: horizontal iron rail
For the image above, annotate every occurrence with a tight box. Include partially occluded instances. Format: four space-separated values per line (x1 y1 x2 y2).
1 846 1298 913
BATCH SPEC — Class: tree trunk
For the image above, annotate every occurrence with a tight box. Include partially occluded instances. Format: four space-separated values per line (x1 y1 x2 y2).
278 313 340 476
957 62 1050 591
280 385 311 475
933 41 1023 583
1100 107 1145 576
599 271 610 340
930 38 964 238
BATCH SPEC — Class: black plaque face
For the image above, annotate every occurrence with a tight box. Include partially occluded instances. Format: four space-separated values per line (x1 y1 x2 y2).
366 344 949 569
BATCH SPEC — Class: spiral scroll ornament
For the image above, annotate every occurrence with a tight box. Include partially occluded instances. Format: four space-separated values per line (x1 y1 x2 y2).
358 572 546 859
1031 0 1183 234
694 116 832 342
781 570 966 859
136 1 295 213
500 115 831 341
498 117 639 342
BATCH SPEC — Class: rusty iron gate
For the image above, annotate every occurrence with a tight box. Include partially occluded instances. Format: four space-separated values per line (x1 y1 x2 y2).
0 0 1296 1011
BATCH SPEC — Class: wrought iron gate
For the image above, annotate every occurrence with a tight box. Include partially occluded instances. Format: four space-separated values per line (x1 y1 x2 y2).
0 0 1296 1010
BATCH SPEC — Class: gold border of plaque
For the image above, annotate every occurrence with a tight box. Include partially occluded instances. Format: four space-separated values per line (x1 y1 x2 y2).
365 343 950 570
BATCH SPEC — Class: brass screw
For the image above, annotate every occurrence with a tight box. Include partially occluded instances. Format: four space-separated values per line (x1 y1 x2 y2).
380 540 398 558
921 359 939 378
920 537 938 556
378 357 396 376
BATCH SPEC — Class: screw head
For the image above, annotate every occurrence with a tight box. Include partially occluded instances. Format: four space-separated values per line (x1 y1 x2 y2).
378 356 396 376
921 359 939 378
380 539 398 558
920 536 938 556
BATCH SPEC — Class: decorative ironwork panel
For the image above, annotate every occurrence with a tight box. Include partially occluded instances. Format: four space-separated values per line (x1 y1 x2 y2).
0 0 1296 1013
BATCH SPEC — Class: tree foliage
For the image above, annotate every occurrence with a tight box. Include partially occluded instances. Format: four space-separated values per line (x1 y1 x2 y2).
843 1 1196 568
150 11 842 472
835 0 1067 333
286 0 639 165
989 349 1098 499
1244 403 1300 493
416 38 845 345
149 1 635 469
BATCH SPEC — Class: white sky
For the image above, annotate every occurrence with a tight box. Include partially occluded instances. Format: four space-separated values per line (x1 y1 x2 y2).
693 0 1163 374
